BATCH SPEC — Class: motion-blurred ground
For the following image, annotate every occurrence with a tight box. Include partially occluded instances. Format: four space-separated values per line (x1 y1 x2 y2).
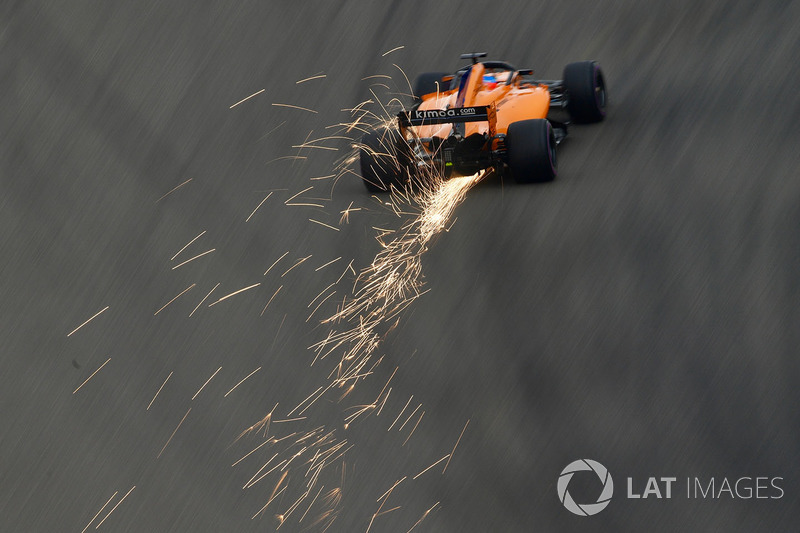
2 1 799 531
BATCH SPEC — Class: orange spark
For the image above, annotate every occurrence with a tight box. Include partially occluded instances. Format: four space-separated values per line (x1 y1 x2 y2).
147 371 173 410
67 306 109 337
73 357 111 394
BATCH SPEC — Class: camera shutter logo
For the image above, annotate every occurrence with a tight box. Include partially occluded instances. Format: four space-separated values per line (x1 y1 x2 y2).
557 459 614 516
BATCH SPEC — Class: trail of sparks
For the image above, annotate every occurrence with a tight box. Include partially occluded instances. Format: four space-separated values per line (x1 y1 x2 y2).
80 491 117 533
272 103 318 114
94 486 135 529
190 283 219 317
154 284 195 315
158 408 191 459
309 219 340 231
443 419 469 474
230 88 265 109
157 178 192 202
296 73 326 84
192 366 222 400
147 371 173 410
246 192 273 222
171 230 206 260
225 367 261 397
171 249 215 270
67 306 109 337
208 283 260 307
230 85 483 530
73 357 111 394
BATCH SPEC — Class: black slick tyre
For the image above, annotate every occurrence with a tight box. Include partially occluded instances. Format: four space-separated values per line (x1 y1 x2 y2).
412 72 450 104
563 61 607 123
506 119 557 183
359 130 410 193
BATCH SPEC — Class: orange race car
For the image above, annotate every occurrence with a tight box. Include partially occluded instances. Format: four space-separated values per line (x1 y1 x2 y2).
360 53 606 191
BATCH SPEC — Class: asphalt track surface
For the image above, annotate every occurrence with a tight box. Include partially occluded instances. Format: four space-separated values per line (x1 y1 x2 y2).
2 2 800 532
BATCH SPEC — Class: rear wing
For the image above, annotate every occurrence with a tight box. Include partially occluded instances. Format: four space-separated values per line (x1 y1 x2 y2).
398 104 497 136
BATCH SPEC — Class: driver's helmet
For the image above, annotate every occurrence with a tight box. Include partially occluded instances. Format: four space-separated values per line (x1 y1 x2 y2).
482 73 498 90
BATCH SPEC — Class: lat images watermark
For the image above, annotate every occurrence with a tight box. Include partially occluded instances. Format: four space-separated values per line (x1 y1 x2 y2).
557 459 785 516
557 459 614 516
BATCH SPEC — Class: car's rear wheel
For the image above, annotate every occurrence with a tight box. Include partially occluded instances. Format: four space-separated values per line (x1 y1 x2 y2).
563 61 607 123
412 72 450 104
359 130 411 192
506 119 557 183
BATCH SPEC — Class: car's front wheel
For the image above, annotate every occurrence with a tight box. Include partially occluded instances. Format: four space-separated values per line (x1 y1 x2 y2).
506 119 557 183
563 60 607 123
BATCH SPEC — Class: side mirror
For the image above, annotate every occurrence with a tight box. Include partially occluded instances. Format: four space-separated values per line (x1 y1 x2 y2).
518 69 534 76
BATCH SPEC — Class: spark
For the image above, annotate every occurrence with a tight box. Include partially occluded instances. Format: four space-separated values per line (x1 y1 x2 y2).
310 174 336 181
230 88 265 109
252 485 287 519
192 367 222 400
339 202 360 224
72 357 111 394
376 477 406 503
154 284 195 315
291 144 339 151
406 502 440 532
264 251 290 276
388 395 413 431
236 404 278 442
273 417 307 424
243 453 280 488
157 178 192 202
260 285 283 316
252 471 289 518
361 75 392 81
272 102 318 114
382 45 404 56
299 485 324 522
67 306 109 337
284 186 314 204
443 419 469 473
266 155 307 165
224 367 261 399
232 439 271 467
308 219 340 231
190 282 219 317
94 486 135 529
287 386 324 417
171 230 206 260
257 121 286 142
158 408 191 458
412 455 450 480
315 257 341 272
306 291 337 323
208 283 261 307
393 63 414 99
80 491 117 533
296 73 326 84
281 255 312 278
246 192 273 222
398 403 421 431
402 411 424 446
286 202 325 208
171 249 215 270
147 371 173 410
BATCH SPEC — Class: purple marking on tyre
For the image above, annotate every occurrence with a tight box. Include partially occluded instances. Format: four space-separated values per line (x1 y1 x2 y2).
594 65 606 117
547 123 557 176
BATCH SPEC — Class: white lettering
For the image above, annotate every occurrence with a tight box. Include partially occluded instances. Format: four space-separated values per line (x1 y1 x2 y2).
627 477 640 499
662 477 676 498
643 478 662 498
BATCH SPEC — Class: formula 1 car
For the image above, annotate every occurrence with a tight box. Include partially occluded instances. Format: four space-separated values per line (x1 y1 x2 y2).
360 53 606 191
